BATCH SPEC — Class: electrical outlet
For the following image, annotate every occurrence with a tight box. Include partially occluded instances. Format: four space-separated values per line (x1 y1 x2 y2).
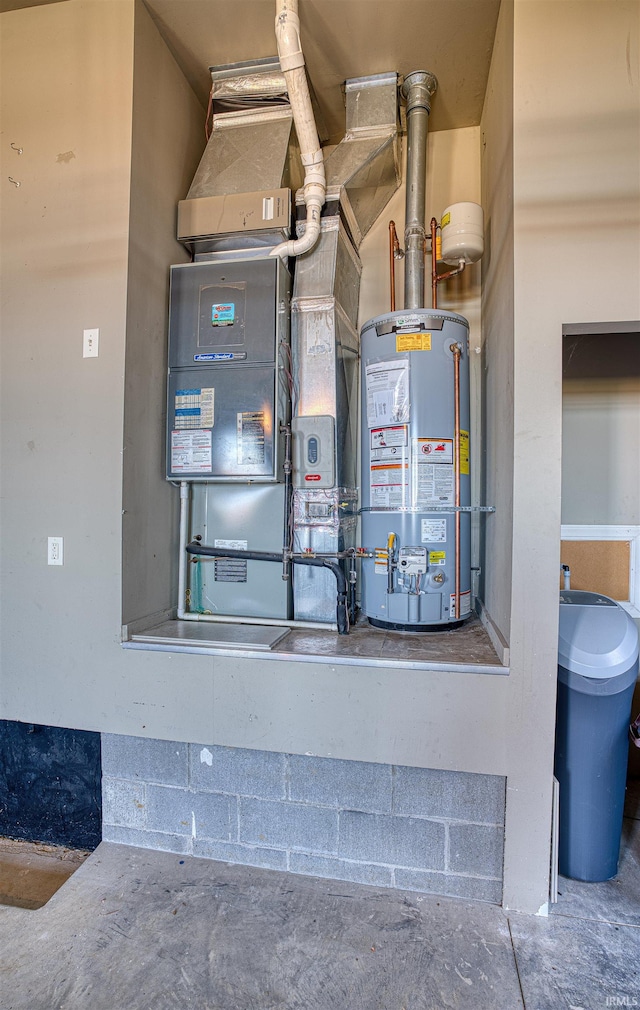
83 328 99 358
48 536 64 565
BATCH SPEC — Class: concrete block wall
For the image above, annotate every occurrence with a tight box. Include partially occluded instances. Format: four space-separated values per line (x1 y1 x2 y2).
102 735 506 903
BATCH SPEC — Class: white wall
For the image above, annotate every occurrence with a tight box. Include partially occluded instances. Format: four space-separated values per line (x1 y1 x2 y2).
502 0 640 912
562 378 640 525
122 0 204 626
479 0 514 652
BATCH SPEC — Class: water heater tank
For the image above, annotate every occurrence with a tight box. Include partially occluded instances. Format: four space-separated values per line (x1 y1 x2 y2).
441 202 484 265
360 308 471 629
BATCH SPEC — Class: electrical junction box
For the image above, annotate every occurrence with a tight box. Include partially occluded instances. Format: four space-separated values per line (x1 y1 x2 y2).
166 255 290 482
292 415 336 488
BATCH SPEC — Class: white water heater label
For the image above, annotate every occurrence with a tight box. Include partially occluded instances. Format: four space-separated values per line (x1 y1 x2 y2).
237 411 265 465
365 360 409 428
450 591 471 619
370 463 409 508
414 438 453 464
174 387 215 429
421 518 447 543
171 429 212 473
370 426 407 450
413 463 454 506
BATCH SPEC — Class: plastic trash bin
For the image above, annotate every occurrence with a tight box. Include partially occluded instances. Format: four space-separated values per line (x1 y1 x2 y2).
555 590 639 882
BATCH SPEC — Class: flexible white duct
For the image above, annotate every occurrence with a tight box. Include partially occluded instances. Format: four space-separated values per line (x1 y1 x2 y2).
270 0 325 259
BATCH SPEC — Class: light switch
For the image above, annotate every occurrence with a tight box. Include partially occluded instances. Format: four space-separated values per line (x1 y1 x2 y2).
83 328 99 357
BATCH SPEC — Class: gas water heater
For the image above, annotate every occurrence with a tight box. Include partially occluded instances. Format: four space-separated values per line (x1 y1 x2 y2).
360 310 471 628
359 71 482 630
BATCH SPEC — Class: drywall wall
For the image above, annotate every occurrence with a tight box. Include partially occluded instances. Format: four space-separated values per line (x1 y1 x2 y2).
502 0 640 912
121 0 205 626
479 0 514 651
562 378 640 525
0 0 134 706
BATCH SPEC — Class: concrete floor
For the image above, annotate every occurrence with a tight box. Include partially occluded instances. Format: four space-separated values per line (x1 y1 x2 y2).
0 783 638 1009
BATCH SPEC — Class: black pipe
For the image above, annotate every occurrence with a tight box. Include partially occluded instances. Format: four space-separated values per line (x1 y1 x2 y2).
185 542 349 635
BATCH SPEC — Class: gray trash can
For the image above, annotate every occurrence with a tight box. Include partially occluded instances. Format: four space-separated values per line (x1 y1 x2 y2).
555 590 639 881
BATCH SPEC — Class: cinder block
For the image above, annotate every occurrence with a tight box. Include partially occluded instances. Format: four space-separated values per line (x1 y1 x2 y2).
192 839 288 871
102 823 191 856
102 778 147 829
393 766 506 825
146 785 192 836
192 792 237 842
101 734 188 787
289 852 393 889
289 755 392 812
240 798 338 854
448 823 505 878
146 784 235 841
395 868 503 904
189 744 285 799
339 811 445 870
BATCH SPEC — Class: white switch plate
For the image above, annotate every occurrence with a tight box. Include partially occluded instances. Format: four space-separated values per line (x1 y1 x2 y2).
47 536 64 565
83 327 99 357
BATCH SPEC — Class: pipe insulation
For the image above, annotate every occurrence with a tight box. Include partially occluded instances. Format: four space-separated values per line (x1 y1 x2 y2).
271 0 326 259
185 542 349 634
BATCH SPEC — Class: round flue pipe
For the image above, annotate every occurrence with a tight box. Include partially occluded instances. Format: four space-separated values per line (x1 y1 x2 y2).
402 71 437 310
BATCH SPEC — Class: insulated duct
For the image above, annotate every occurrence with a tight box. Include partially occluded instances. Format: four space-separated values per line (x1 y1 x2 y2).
290 72 401 622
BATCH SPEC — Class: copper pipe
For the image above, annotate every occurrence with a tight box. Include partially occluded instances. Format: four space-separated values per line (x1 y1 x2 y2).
388 221 400 311
430 217 438 309
450 343 462 622
437 259 466 286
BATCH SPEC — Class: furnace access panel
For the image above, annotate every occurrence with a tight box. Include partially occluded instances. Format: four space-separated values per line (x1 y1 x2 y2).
166 257 290 481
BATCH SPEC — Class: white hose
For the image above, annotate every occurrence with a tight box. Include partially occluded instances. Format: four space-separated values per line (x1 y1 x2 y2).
270 0 325 260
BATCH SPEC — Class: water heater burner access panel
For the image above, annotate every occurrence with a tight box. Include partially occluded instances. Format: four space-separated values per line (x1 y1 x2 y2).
166 257 290 482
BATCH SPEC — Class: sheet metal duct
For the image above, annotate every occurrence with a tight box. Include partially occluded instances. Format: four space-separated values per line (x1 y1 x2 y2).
291 72 401 622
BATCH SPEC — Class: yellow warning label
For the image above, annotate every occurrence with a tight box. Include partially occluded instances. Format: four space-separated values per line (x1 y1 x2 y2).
441 211 451 228
429 551 446 566
460 430 470 475
396 332 432 352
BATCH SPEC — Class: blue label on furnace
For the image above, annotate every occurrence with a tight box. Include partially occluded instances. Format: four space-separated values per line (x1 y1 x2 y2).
211 303 234 326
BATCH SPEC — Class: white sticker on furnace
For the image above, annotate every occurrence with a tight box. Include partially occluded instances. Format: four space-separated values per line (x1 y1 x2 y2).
237 411 265 465
171 429 212 473
421 518 447 543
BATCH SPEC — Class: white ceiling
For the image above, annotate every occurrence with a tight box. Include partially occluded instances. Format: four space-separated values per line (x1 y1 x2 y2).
1 0 502 141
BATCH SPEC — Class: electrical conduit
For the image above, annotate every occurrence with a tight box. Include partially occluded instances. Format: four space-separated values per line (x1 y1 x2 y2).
270 0 325 260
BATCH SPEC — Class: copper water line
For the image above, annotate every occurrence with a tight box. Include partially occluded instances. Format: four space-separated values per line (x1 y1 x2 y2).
431 213 466 309
389 221 400 311
430 217 438 309
450 343 462 621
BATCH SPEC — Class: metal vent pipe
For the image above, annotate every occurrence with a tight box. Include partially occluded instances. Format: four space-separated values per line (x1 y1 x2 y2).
401 71 437 310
